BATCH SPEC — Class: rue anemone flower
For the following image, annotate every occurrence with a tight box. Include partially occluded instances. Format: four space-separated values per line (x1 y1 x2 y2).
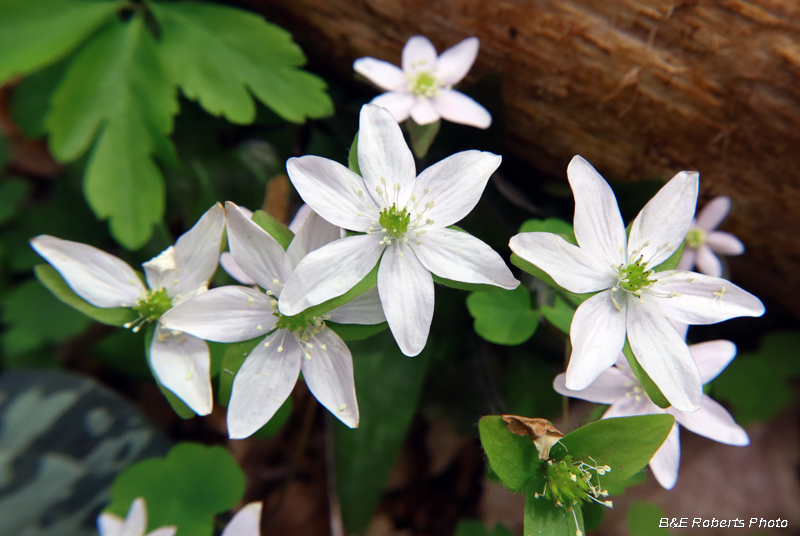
97 497 175 536
677 195 745 277
354 35 491 128
278 104 519 357
31 204 225 417
509 156 764 411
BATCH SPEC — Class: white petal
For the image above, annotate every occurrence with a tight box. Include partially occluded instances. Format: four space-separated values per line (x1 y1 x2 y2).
431 90 491 128
220 252 256 285
648 424 680 490
286 156 375 231
279 234 385 316
147 528 177 536
226 202 293 294
358 104 416 208
30 235 145 308
435 37 479 85
160 286 276 343
628 171 698 267
288 204 312 233
371 92 415 123
123 497 147 536
706 231 744 255
552 368 632 404
327 286 385 325
509 233 617 294
227 336 302 439
353 57 407 91
301 329 359 428
689 340 737 384
169 203 225 300
567 156 627 268
670 319 689 340
411 151 501 228
566 290 627 390
673 395 749 445
697 196 731 231
695 244 722 277
98 513 124 536
627 300 702 411
413 228 517 289
286 210 342 269
150 328 212 416
402 35 438 74
602 395 656 419
221 503 262 536
675 247 696 272
410 98 440 125
649 271 765 324
378 243 434 357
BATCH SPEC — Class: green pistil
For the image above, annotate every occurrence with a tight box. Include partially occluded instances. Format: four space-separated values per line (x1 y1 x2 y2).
410 71 439 97
619 257 654 293
274 311 313 332
379 204 410 238
685 227 706 249
132 288 172 323
537 455 611 509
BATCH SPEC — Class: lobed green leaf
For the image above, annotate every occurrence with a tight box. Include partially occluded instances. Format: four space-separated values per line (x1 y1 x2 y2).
466 286 538 345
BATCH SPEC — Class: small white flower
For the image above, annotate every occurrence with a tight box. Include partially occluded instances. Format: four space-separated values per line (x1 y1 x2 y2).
677 196 745 277
161 203 384 438
509 156 764 411
354 36 491 128
554 340 749 489
278 105 519 357
31 204 226 416
97 497 176 536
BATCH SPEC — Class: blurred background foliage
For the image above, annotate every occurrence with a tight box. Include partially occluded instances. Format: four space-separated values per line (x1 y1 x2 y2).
0 1 798 535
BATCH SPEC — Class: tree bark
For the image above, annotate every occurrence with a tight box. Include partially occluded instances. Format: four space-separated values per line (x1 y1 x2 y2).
244 0 800 317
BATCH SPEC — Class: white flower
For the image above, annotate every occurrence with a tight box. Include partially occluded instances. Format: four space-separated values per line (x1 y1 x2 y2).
160 202 385 438
31 204 225 416
97 497 176 536
554 340 749 489
278 104 519 357
221 502 262 536
354 36 491 128
677 196 745 277
509 156 764 411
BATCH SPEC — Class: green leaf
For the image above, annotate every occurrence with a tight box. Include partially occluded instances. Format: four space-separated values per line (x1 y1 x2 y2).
518 218 574 239
327 321 388 341
627 501 671 536
34 264 138 326
0 178 30 225
150 2 333 124
524 484 584 536
511 253 595 306
218 337 263 406
11 58 70 139
554 414 675 487
107 442 246 536
334 331 429 534
478 415 540 491
144 325 195 419
622 338 670 409
303 262 379 319
348 132 361 175
466 286 538 345
406 118 440 158
46 17 178 249
252 209 294 250
653 240 685 272
0 0 118 83
539 294 574 335
1 278 91 356
432 274 506 292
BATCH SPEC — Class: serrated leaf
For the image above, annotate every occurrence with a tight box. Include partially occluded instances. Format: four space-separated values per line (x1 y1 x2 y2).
144 325 195 420
150 2 332 124
252 209 294 250
0 0 118 83
407 118 439 158
108 442 245 536
622 338 670 409
524 485 584 536
466 286 538 345
46 17 178 249
34 264 138 326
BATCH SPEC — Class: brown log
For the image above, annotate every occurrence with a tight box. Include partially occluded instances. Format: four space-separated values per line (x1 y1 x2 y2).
243 0 800 317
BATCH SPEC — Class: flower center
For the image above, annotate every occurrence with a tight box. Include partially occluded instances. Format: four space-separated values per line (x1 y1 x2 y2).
125 288 173 332
535 454 613 509
618 256 654 294
274 310 313 332
379 204 411 238
685 226 707 249
409 71 440 97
